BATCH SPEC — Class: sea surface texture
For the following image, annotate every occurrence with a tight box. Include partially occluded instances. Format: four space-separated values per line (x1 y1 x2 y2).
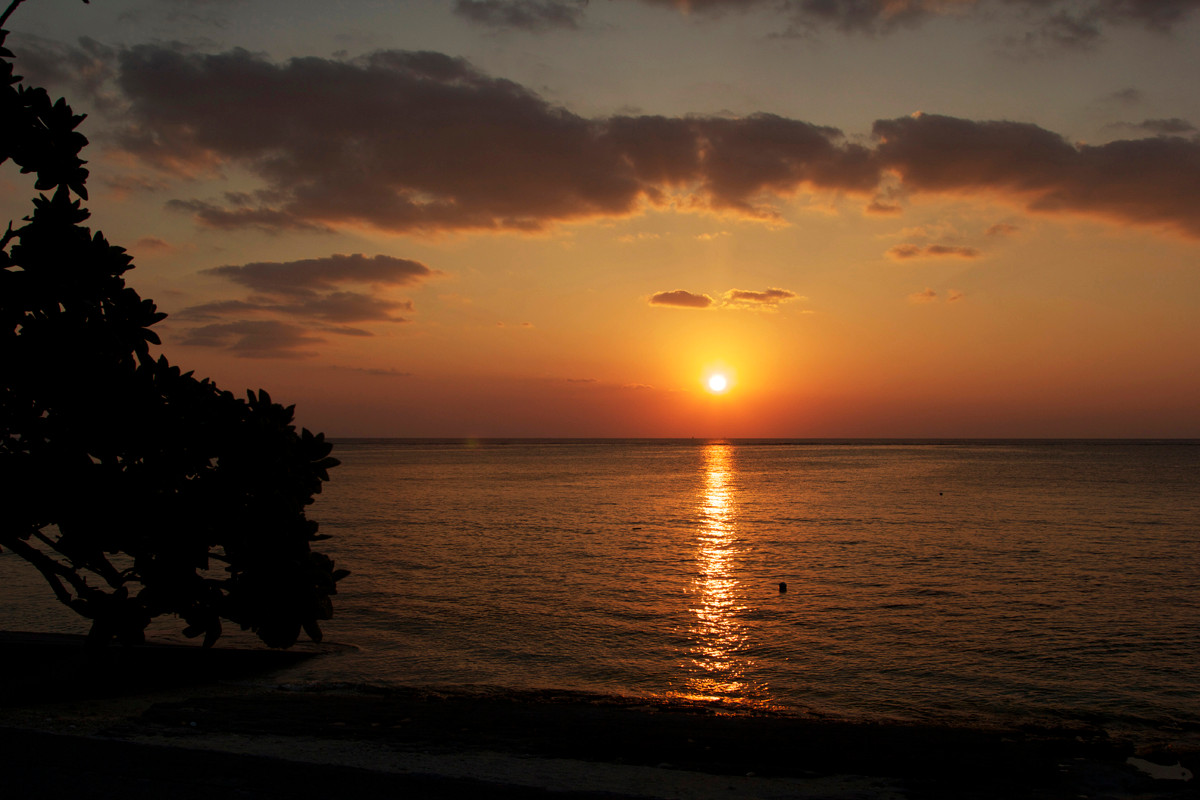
3 440 1198 743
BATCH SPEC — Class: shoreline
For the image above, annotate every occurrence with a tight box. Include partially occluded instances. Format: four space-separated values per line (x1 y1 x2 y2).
3 632 1196 798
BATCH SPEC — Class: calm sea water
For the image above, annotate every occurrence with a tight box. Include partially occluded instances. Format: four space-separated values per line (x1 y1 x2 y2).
4 440 1198 743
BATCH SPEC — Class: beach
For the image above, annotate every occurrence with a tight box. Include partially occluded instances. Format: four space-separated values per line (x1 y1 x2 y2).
2 633 1196 799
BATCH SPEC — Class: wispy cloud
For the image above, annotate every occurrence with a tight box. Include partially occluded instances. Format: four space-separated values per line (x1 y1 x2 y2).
179 320 326 358
888 243 981 260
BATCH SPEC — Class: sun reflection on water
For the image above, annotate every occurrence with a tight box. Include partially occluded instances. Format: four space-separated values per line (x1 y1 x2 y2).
677 443 770 707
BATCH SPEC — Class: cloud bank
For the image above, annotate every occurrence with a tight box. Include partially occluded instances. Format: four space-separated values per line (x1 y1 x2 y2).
109 47 1200 239
21 39 1200 240
457 0 1200 40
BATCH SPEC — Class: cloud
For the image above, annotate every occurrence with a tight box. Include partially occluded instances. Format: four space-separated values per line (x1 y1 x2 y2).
8 34 120 110
1105 88 1144 107
874 113 1200 238
178 320 326 358
926 244 981 257
112 46 876 233
327 365 413 378
888 243 980 259
179 293 413 324
203 254 434 296
175 254 434 356
86 45 1200 240
634 1 1200 38
908 287 965 303
1118 118 1198 136
134 236 172 252
986 222 1020 237
649 290 715 308
724 287 800 305
165 199 336 233
453 0 587 31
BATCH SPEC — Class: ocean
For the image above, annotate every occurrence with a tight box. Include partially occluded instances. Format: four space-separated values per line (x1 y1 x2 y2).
3 439 1198 746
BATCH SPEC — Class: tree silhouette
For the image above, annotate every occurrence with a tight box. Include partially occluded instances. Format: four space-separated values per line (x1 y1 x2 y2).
0 23 348 649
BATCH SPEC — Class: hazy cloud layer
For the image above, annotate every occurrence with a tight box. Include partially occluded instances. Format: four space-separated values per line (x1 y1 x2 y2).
634 0 1200 37
179 320 326 358
649 290 714 308
454 0 587 31
25 39 1194 240
179 292 414 323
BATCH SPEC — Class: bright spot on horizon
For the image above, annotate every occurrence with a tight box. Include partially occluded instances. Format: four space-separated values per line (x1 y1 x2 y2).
707 374 728 393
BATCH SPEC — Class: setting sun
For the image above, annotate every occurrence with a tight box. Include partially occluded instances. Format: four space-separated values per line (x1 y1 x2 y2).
707 374 729 393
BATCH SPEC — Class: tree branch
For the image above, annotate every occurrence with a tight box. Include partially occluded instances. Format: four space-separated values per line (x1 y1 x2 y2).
0 0 28 30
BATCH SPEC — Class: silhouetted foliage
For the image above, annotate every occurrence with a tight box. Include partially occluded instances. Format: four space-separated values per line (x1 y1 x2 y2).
0 25 347 649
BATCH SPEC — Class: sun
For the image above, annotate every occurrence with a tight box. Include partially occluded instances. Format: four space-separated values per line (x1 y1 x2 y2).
707 373 728 393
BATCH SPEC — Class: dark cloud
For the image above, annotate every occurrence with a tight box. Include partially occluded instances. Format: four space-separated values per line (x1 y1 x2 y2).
84 45 1200 241
176 254 433 357
453 1 587 31
649 290 714 308
112 46 875 233
178 320 325 358
875 113 1200 238
9 34 120 109
203 254 434 296
725 287 799 304
166 199 335 233
888 243 981 260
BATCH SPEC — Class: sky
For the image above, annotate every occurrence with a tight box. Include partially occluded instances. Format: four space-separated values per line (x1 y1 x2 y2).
4 0 1200 438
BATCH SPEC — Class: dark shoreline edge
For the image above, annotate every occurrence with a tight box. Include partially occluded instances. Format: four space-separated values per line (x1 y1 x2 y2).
6 682 1199 799
3 631 1197 798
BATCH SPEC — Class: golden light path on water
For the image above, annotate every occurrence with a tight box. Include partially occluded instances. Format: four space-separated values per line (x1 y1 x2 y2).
678 442 769 707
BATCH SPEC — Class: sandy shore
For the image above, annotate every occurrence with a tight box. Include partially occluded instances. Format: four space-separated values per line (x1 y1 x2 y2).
2 632 1196 799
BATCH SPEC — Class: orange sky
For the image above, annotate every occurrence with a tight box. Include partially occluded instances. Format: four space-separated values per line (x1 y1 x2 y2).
5 0 1200 437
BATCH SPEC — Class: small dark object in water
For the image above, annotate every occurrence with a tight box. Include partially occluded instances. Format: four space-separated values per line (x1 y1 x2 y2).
779 582 788 593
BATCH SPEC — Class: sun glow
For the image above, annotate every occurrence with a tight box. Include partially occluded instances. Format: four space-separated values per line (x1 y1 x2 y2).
707 374 728 393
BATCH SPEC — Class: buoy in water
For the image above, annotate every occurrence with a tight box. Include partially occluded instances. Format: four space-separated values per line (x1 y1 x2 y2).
778 582 788 593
